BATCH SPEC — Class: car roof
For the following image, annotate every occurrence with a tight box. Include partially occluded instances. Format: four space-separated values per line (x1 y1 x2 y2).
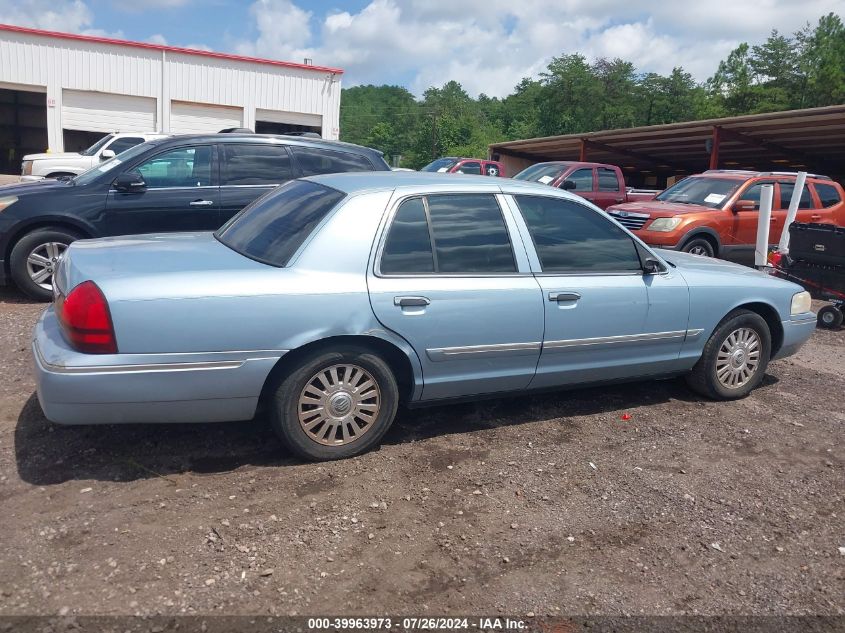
700 169 833 181
156 133 383 156
306 170 574 196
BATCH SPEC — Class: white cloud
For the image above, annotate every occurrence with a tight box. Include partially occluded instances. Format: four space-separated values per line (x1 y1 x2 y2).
0 0 93 32
236 0 844 97
147 33 168 45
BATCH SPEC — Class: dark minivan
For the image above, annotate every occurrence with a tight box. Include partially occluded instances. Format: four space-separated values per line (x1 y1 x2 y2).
0 134 390 299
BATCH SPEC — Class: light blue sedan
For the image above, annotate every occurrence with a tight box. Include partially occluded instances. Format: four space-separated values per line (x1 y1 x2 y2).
32 172 816 460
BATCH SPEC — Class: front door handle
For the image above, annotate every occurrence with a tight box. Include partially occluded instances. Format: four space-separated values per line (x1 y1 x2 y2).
190 199 214 206
811 214 822 221
549 291 581 302
394 296 430 307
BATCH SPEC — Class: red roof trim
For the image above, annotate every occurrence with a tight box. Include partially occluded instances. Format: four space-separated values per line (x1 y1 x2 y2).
0 23 344 75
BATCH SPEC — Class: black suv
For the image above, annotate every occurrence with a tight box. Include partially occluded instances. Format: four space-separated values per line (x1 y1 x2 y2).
0 134 390 299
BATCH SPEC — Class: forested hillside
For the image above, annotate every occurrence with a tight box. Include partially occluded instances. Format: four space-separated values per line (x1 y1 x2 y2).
339 13 845 168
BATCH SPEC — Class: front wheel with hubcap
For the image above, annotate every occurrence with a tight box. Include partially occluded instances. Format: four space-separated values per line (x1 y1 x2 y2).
681 237 715 257
269 347 399 461
10 228 80 301
685 309 771 400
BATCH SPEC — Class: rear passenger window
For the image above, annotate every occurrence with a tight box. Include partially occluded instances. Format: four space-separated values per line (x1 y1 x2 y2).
814 183 842 208
291 147 373 175
597 168 620 191
456 162 482 175
380 198 434 274
380 194 516 274
221 144 293 185
514 195 642 273
779 182 813 209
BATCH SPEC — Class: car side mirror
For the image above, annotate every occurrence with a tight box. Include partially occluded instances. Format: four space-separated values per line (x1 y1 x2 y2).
642 258 662 275
113 171 146 193
560 179 576 191
733 200 757 212
100 149 116 161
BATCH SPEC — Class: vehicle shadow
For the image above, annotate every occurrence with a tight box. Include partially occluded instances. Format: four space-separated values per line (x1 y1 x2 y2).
0 285 42 305
14 375 778 486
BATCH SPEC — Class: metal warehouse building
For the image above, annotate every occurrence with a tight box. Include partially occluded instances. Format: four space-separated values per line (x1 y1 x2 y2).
0 24 343 174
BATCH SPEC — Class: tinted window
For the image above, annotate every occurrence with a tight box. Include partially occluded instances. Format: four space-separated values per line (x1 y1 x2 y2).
515 195 642 273
737 182 777 209
427 194 515 273
814 183 842 208
107 137 145 155
597 167 620 192
513 163 565 184
136 146 213 188
779 182 813 209
216 180 344 267
221 143 293 185
291 146 373 176
456 162 482 175
421 158 458 173
564 168 593 191
381 198 434 274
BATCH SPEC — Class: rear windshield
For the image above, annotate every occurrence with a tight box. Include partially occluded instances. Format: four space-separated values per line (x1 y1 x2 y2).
215 180 345 267
513 163 566 184
655 176 741 208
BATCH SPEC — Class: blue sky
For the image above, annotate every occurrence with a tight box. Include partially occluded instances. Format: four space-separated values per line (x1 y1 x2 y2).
1 0 842 97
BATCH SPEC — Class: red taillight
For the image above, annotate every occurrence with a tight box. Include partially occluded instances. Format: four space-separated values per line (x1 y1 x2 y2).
56 281 117 354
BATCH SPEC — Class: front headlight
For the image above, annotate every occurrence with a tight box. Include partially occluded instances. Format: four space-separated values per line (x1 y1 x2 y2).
0 196 18 213
648 217 683 232
21 161 32 176
791 291 812 315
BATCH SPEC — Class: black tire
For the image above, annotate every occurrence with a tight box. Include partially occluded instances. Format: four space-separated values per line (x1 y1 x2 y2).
681 236 715 257
817 305 843 329
10 227 81 301
685 309 772 400
269 347 399 461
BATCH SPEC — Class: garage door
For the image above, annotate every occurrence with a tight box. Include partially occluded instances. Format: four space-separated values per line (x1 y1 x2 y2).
256 108 322 129
62 90 156 133
170 102 243 135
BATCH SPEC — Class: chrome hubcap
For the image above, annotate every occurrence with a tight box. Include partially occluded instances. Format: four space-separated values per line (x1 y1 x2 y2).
716 327 761 389
26 242 67 290
688 245 710 256
297 364 381 446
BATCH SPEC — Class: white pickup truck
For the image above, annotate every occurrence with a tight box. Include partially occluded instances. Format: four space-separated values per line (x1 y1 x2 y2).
20 132 167 181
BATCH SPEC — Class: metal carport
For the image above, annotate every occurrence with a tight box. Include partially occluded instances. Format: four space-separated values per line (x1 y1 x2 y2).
489 105 845 187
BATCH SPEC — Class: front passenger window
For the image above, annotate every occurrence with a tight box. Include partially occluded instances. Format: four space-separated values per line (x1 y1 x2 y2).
514 195 642 273
564 168 593 191
136 146 213 188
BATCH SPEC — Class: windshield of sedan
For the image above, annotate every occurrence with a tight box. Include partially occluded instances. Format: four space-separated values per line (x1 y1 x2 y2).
79 134 115 156
216 180 346 267
421 158 458 172
654 176 742 208
512 163 568 184
71 142 154 186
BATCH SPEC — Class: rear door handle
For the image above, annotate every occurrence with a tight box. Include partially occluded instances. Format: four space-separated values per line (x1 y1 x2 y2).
614 197 624 203
811 214 822 221
190 199 214 206
548 292 581 302
394 296 430 307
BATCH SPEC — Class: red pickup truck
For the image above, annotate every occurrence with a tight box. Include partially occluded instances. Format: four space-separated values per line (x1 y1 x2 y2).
421 157 506 177
512 161 660 209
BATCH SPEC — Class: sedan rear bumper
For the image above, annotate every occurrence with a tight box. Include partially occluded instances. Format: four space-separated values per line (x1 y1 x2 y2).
32 307 285 425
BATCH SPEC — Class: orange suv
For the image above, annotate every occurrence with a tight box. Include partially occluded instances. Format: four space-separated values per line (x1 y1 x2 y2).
606 170 845 261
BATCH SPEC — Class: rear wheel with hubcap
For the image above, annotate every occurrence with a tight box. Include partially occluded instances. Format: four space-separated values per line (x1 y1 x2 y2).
10 227 80 301
270 347 399 461
686 309 771 400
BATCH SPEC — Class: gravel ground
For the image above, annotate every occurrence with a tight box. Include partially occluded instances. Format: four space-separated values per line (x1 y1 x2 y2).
0 287 842 619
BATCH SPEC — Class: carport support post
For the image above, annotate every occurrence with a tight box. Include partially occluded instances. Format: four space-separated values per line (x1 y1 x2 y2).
709 127 721 170
755 184 774 269
579 139 587 162
777 171 808 255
